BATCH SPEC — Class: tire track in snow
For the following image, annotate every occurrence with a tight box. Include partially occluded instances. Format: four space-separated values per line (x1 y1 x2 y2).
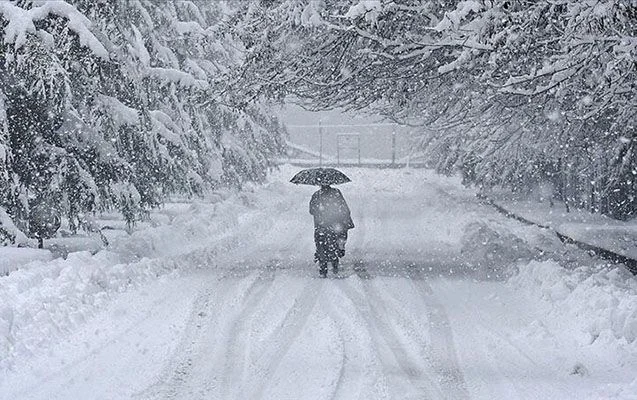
335 277 444 400
430 279 542 399
352 261 470 399
136 269 270 400
10 279 204 400
320 283 389 400
471 322 541 399
245 279 325 400
317 301 349 400
220 268 278 400
144 190 315 399
139 286 215 400
405 266 470 400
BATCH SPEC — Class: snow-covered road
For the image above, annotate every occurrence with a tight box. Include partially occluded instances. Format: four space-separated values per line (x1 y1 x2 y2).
2 167 636 400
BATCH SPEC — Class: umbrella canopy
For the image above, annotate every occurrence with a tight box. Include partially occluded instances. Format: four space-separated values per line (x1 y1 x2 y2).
290 167 351 186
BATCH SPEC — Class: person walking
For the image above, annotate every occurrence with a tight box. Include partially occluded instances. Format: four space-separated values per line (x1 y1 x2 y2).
290 167 354 278
309 184 354 277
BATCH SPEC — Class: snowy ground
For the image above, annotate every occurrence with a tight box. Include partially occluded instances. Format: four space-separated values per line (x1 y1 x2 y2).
488 196 637 262
1 166 636 400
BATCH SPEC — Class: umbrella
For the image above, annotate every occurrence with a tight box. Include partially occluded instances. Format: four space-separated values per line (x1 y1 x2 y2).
290 167 351 186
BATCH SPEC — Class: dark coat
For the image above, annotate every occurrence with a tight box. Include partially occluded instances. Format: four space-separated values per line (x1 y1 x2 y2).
309 186 354 233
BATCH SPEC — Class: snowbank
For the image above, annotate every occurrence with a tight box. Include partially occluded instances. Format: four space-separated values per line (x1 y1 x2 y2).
511 260 637 346
0 181 292 371
488 196 637 264
0 248 52 276
461 220 537 270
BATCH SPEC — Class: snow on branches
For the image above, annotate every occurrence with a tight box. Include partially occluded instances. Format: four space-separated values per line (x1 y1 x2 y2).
0 0 108 59
238 0 637 219
0 0 285 241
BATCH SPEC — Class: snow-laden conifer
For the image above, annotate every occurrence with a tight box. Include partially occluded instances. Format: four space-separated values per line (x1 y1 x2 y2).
0 0 285 242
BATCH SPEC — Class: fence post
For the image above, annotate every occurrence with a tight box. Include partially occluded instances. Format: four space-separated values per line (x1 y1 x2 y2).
391 130 396 166
336 134 340 166
358 135 361 165
319 120 323 167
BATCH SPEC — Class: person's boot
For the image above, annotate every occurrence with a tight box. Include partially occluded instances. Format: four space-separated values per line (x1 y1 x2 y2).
319 262 328 278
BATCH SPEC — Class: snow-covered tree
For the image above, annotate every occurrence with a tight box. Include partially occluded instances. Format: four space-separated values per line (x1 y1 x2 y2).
0 0 285 243
238 0 637 218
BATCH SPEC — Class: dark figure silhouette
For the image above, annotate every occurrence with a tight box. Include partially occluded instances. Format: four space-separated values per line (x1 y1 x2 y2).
309 185 354 277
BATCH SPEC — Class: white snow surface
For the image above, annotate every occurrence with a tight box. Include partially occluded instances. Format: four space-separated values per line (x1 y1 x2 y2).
0 248 52 275
491 196 637 261
0 206 28 247
0 1 109 60
433 1 483 32
147 67 209 90
98 95 140 128
1 166 636 399
345 1 382 23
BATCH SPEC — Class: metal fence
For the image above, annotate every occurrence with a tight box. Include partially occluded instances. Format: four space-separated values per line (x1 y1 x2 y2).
281 122 428 168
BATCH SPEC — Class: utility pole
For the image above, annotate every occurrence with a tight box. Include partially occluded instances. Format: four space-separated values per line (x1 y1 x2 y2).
358 134 361 166
319 120 323 167
391 130 396 166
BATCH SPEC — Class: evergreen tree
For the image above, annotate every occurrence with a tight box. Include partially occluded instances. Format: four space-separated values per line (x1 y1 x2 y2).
0 0 285 244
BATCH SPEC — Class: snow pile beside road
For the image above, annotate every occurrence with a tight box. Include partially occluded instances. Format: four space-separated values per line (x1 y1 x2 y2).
0 250 171 370
461 221 537 270
0 248 52 276
511 261 637 346
108 199 243 260
0 182 292 371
